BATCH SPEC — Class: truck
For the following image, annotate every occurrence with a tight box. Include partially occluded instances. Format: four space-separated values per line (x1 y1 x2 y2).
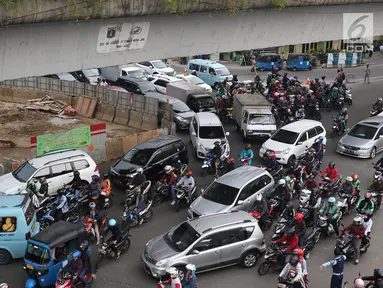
100 65 147 83
233 93 277 140
166 81 216 113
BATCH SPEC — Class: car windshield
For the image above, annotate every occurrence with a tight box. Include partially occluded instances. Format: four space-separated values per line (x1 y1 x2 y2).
123 148 155 165
197 97 215 108
202 181 239 205
164 222 200 252
25 243 50 264
138 82 156 93
12 161 37 183
188 77 205 85
58 73 77 81
173 102 190 113
348 124 377 140
248 114 276 125
152 61 167 69
215 68 231 76
127 69 145 78
271 129 299 144
83 69 100 77
199 126 224 139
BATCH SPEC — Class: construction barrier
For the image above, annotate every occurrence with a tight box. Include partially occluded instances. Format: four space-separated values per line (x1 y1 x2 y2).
106 138 124 161
102 104 116 122
75 95 97 118
114 107 130 125
94 102 105 119
137 131 154 144
128 110 143 129
141 113 158 130
122 134 138 153
0 157 21 176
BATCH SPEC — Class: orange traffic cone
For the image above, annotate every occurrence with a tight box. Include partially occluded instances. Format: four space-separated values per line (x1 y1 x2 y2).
305 77 310 85
183 67 188 76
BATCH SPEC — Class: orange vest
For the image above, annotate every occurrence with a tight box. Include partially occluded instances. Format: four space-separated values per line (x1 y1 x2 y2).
101 179 111 196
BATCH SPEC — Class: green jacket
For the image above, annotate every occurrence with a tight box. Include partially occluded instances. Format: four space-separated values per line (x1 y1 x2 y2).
320 203 340 219
352 179 361 192
356 198 374 213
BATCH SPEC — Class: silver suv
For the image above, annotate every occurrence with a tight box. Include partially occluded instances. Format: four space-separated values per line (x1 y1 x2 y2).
188 166 275 219
140 210 266 279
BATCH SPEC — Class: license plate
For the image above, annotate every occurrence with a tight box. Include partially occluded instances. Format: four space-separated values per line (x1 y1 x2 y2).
26 264 34 270
346 150 355 154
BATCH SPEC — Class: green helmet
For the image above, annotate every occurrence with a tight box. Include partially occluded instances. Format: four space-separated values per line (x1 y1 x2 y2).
278 179 286 186
284 176 291 182
328 197 336 204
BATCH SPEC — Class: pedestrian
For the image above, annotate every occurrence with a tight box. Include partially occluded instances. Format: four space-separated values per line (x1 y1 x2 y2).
380 44 383 56
320 247 346 288
364 64 371 84
368 44 374 58
251 55 256 72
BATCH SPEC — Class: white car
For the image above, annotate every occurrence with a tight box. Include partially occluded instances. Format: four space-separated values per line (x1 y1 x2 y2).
0 149 99 195
136 60 176 76
190 112 230 159
176 74 213 94
148 75 183 94
259 120 326 165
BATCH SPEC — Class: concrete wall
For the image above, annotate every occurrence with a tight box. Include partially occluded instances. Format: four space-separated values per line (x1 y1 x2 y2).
1 0 380 25
0 3 383 80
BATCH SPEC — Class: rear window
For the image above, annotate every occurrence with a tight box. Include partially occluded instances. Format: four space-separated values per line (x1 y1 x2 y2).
199 126 224 139
12 161 37 183
123 148 155 165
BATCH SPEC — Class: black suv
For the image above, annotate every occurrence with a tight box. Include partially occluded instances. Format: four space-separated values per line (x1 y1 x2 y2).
116 76 162 96
109 135 188 186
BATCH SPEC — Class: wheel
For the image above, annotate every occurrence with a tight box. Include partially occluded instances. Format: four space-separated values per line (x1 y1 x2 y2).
263 217 273 231
143 208 153 223
314 231 321 244
175 199 183 212
0 249 12 265
346 98 353 105
325 103 332 112
121 238 131 254
241 250 259 268
292 67 297 72
213 82 220 90
176 266 186 282
67 212 80 223
257 261 271 275
370 147 376 159
39 220 51 230
152 193 162 207
287 156 296 166
201 167 208 177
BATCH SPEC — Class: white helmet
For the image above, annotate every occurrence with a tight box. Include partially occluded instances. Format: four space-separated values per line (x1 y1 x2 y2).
166 267 178 278
353 215 363 225
256 194 263 201
308 90 313 94
136 167 143 174
278 179 286 186
186 263 196 272
354 278 365 288
164 165 172 173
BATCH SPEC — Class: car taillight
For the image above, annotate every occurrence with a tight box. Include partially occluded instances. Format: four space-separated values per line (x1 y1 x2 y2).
94 165 99 172
25 232 31 240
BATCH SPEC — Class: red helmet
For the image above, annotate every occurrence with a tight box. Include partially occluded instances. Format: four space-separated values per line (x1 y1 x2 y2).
274 67 278 71
290 174 296 179
352 174 358 181
295 213 304 223
269 151 276 159
187 171 193 177
227 157 235 164
293 248 304 258
365 192 372 199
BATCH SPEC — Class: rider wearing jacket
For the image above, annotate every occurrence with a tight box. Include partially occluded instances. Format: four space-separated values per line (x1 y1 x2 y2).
104 219 122 259
320 161 339 181
288 161 302 183
352 174 361 200
274 179 291 209
372 98 383 113
182 264 197 288
341 216 366 265
279 255 305 288
177 171 196 203
264 150 278 171
362 269 383 288
275 228 299 251
294 248 308 285
88 202 101 245
88 175 102 201
294 213 306 248
251 194 269 227
340 176 354 213
240 144 254 166
60 250 83 286
79 240 95 285
54 188 68 221
356 192 375 215
67 170 83 198
319 197 340 236
305 177 318 191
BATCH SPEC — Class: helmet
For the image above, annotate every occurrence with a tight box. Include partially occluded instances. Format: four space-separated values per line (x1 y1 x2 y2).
309 148 316 154
353 215 363 225
352 174 358 181
346 176 353 182
365 192 372 199
164 165 172 173
74 170 80 176
268 72 272 76
214 141 220 146
73 250 81 258
315 78 319 81
108 219 117 226
374 268 383 277
39 177 47 184
25 279 37 288
329 161 335 168
284 176 291 183
289 255 299 267
286 227 295 237
378 98 383 102
186 263 196 272
295 213 304 223
342 107 347 113
333 87 338 91
278 179 286 186
89 202 96 209
91 175 100 182
256 194 263 201
308 89 313 94
166 267 179 279
328 197 336 204
354 278 364 288
293 248 305 258
274 67 278 71
321 76 326 79
136 168 143 174
319 136 324 141
269 151 276 159
187 171 193 177
80 240 89 251
246 144 251 149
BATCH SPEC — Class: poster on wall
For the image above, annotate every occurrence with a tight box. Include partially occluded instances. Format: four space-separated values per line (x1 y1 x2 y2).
36 126 91 156
338 52 346 65
327 53 334 67
97 22 150 53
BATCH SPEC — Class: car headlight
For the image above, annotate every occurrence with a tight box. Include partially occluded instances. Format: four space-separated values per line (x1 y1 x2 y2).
338 142 343 147
175 115 188 122
155 258 169 266
360 147 370 150
282 148 291 154
198 143 205 150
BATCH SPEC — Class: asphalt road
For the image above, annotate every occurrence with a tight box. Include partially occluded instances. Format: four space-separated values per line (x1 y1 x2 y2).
4 64 383 288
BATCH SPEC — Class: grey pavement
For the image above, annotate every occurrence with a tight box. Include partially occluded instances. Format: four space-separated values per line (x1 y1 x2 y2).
3 67 383 288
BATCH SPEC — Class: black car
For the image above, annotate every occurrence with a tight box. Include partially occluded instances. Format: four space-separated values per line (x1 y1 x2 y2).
115 76 162 96
109 135 188 186
71 69 105 85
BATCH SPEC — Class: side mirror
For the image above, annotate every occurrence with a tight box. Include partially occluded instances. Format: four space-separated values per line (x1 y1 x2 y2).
191 132 196 136
225 132 230 136
297 141 303 145
192 250 200 255
237 200 244 205
201 188 205 193
379 135 383 138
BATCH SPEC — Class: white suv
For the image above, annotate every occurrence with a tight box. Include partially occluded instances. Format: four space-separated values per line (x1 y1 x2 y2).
136 60 176 76
259 120 326 165
0 149 99 195
148 75 183 94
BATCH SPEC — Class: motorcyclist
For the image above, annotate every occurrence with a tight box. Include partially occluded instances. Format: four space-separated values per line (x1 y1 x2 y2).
293 248 308 285
280 202 296 221
319 197 340 236
53 188 68 222
304 177 318 190
278 255 305 288
274 179 291 209
320 161 339 182
132 167 146 190
104 219 122 259
341 216 366 264
264 150 278 172
67 170 83 198
182 264 197 288
59 250 83 286
361 269 383 288
99 172 111 208
320 76 327 87
356 192 375 215
295 106 305 121
374 154 383 171
212 141 222 177
160 267 182 288
305 148 316 176
294 213 306 248
275 227 299 252
164 165 177 205
26 178 46 208
352 173 361 201
288 160 302 183
177 171 196 204
340 107 348 131
25 279 37 288
331 87 340 104
340 176 354 213
362 213 373 248
88 175 102 203
312 136 326 164
266 72 273 87
240 144 254 166
285 176 296 198
79 240 96 285
251 194 269 228
87 202 101 245
372 98 383 114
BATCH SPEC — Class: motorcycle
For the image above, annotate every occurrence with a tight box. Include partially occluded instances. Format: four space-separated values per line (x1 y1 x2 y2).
55 270 93 288
125 181 152 208
317 212 342 237
271 214 294 241
201 150 234 177
121 199 153 229
151 180 168 207
175 185 197 212
250 210 273 231
98 191 114 210
277 270 298 288
337 194 351 217
306 102 322 120
83 213 108 241
335 229 370 260
319 176 342 197
370 108 382 117
257 242 287 275
331 116 345 138
36 203 55 230
343 88 353 106
95 230 132 271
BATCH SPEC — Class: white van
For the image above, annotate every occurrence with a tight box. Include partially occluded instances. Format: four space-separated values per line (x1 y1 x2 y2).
189 112 230 159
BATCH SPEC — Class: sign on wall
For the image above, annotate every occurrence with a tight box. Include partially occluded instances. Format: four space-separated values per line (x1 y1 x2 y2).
36 126 91 156
97 22 150 53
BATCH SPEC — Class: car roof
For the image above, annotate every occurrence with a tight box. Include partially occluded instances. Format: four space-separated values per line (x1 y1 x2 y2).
281 119 322 133
134 135 182 150
189 59 226 69
28 149 89 168
0 195 26 208
145 93 182 104
188 211 256 234
122 66 142 71
195 112 221 125
117 76 149 83
358 116 383 127
150 75 181 82
217 166 267 189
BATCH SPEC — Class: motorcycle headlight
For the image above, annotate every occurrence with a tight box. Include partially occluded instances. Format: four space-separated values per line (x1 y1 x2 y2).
282 148 291 155
155 258 169 266
123 211 128 217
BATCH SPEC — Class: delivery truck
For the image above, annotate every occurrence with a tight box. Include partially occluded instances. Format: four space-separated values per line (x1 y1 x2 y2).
233 93 277 139
166 81 216 113
100 65 147 83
